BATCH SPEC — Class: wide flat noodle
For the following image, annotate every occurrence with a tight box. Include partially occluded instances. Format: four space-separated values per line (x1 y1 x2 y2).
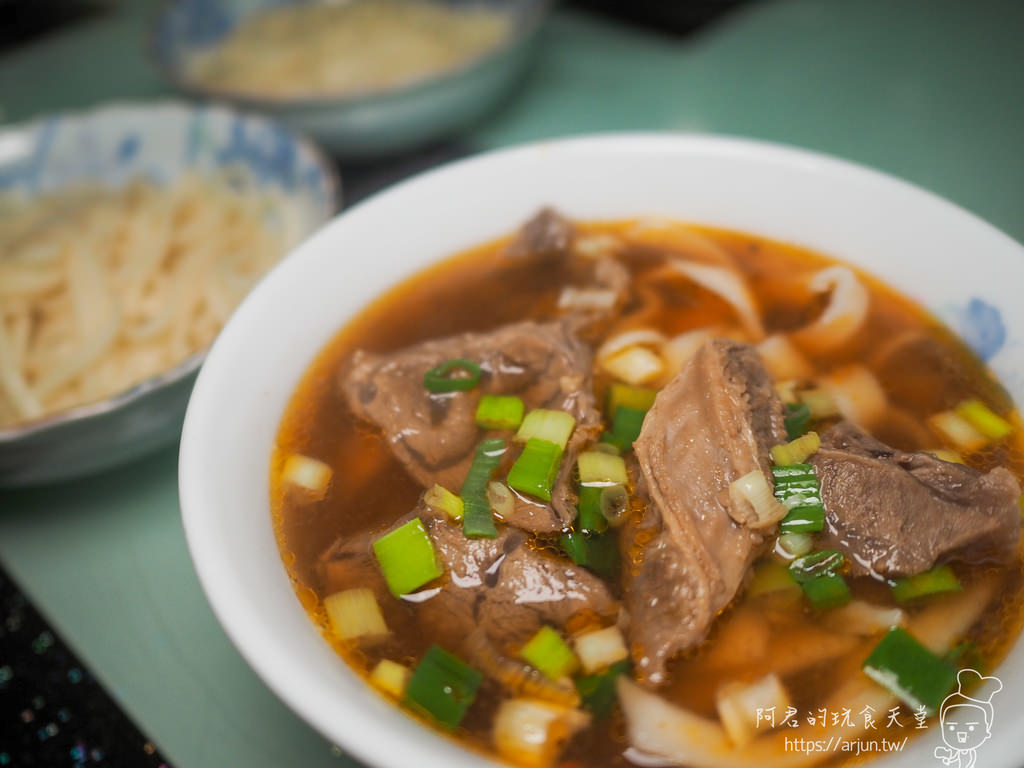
0 173 291 428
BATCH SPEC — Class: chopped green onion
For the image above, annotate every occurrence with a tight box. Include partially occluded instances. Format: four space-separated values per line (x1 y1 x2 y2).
591 441 621 455
370 659 410 699
729 469 788 529
604 406 647 451
282 454 333 498
507 438 563 502
747 560 802 598
772 464 825 534
560 531 619 581
789 549 845 583
423 484 464 522
800 572 851 610
575 659 630 719
486 481 515 519
519 626 580 680
776 532 814 558
460 438 506 538
373 519 444 596
607 383 657 417
891 564 962 603
944 641 985 673
577 485 607 534
475 394 525 430
862 627 957 714
770 431 821 466
928 410 988 453
784 402 812 440
799 388 840 419
602 346 664 385
423 358 481 393
955 398 1013 440
404 645 483 730
779 504 826 534
600 484 630 528
577 451 628 486
926 448 966 464
516 409 576 449
574 625 629 674
323 588 388 640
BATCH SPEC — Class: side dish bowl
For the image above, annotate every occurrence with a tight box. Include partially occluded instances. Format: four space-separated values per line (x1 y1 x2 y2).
0 100 338 486
151 0 551 156
179 134 1024 768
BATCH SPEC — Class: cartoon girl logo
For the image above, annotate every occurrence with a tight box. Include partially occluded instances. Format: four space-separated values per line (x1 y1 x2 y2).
934 668 1003 768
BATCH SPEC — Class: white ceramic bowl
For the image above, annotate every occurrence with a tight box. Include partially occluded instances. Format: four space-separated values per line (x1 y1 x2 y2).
179 134 1024 768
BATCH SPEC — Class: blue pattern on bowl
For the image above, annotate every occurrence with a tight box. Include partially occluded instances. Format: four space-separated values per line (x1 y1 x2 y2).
0 101 339 486
0 101 335 212
957 298 1007 362
941 298 1008 363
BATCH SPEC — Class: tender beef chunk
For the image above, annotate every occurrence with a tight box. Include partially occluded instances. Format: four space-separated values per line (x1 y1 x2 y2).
343 320 601 533
812 421 1021 577
319 503 617 683
505 208 575 259
626 339 788 683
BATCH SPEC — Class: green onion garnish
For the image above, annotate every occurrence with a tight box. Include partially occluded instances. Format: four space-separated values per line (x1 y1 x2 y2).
776 532 814 558
955 398 1014 440
576 485 607 534
519 626 580 681
560 531 619 581
475 394 525 431
423 359 482 393
372 518 444 597
772 464 826 533
460 438 506 538
403 645 483 730
891 564 962 603
577 451 628 486
788 549 845 583
423 483 464 521
604 406 647 452
607 384 657 417
784 402 812 440
944 641 985 673
799 572 851 610
515 409 576 449
507 438 563 502
863 627 957 714
779 504 825 534
770 432 821 467
575 659 630 719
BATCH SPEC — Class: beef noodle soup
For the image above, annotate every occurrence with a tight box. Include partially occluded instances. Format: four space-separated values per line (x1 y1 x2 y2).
270 211 1024 768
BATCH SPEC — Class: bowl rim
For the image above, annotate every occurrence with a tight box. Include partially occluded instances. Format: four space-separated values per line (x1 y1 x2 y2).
179 131 1024 768
147 0 552 109
0 99 341 443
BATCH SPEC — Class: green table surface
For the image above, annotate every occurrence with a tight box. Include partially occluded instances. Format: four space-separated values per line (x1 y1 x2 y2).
2 1 1023 765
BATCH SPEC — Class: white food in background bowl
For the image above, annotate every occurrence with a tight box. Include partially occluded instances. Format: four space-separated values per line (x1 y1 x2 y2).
0 100 338 485
179 133 1024 768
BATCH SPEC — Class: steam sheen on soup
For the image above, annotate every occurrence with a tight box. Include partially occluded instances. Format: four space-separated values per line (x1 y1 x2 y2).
271 211 1024 768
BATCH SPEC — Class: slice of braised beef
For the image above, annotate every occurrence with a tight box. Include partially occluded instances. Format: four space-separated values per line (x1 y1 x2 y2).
505 207 575 260
812 421 1021 577
626 339 788 683
342 320 601 533
319 502 617 699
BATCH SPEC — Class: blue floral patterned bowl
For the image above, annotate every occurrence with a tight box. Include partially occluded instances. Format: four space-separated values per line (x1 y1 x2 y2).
150 0 550 156
0 100 338 486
